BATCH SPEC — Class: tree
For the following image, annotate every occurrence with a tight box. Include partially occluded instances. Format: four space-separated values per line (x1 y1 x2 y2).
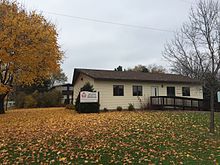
147 64 166 73
15 69 67 94
114 66 123 71
127 64 166 73
0 1 63 113
37 90 62 107
163 0 220 133
23 95 37 108
15 90 62 108
15 92 26 108
50 69 68 87
127 65 149 73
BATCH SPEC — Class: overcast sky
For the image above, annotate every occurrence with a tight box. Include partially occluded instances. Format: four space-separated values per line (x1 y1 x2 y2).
17 0 197 82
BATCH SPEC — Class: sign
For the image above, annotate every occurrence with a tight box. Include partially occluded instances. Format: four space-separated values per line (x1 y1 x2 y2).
80 91 98 103
217 91 220 103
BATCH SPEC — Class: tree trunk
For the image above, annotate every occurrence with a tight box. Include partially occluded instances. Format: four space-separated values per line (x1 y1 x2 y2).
0 95 6 114
210 89 215 133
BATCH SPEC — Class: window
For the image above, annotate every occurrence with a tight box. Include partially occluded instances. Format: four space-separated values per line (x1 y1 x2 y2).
151 86 159 96
167 87 175 96
182 87 190 96
113 85 124 96
133 86 143 96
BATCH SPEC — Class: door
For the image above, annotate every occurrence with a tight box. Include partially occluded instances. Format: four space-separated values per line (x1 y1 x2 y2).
167 87 175 96
151 86 159 96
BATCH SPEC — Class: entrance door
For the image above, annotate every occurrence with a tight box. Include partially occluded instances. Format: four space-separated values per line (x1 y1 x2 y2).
151 87 159 96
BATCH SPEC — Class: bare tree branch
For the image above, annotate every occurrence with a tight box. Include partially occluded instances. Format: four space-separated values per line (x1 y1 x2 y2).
163 0 220 133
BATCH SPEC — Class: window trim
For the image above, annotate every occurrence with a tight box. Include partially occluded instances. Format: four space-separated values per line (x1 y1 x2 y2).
113 85 124 96
151 86 159 96
182 87 190 96
133 85 143 96
167 86 175 96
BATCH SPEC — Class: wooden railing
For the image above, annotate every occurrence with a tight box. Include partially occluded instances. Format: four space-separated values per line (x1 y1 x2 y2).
150 96 203 110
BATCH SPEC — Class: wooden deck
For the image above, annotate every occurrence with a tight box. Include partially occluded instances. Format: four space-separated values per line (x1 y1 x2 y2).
150 96 203 110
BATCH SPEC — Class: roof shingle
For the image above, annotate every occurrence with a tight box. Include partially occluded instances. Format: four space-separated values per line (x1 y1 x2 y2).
73 68 201 85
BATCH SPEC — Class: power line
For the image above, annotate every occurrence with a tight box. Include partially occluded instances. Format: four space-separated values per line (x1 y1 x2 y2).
179 0 191 3
45 11 174 33
179 0 196 5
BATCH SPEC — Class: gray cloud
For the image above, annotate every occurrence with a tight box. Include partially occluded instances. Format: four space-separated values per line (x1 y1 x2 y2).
17 0 195 81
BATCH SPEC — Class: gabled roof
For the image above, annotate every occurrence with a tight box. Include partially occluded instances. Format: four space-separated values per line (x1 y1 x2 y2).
72 68 201 85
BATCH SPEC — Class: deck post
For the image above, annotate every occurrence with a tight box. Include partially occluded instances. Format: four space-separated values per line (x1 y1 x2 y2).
174 97 176 110
150 97 153 109
182 99 185 110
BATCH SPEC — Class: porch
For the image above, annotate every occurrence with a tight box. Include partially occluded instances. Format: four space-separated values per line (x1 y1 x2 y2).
150 96 203 110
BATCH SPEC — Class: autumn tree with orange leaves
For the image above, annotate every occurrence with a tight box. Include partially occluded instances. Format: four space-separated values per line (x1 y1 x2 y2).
0 0 63 114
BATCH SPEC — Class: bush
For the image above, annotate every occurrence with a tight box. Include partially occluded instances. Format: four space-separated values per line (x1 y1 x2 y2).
66 104 75 110
103 108 108 112
41 90 62 107
15 90 62 108
24 95 37 108
128 103 135 111
15 92 26 108
117 106 123 111
141 103 150 110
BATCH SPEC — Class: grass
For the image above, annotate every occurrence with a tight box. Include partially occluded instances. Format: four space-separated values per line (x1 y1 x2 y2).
0 108 219 164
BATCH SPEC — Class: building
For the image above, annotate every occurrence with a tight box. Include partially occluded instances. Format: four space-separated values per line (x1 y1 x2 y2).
4 101 15 110
51 83 73 104
72 68 203 110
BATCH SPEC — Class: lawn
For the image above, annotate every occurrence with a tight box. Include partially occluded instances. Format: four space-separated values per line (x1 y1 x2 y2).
0 108 219 164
